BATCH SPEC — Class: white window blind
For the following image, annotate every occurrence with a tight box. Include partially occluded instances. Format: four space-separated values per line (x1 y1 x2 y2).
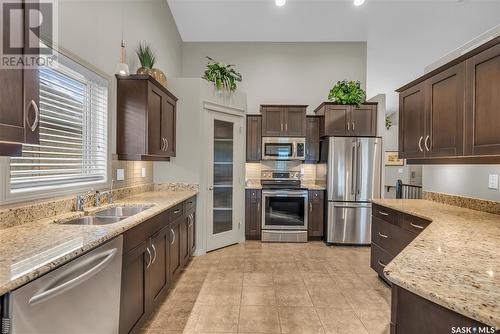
10 52 108 193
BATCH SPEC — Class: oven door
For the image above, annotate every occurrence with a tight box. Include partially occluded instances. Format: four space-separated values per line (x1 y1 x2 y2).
262 137 296 160
262 190 308 230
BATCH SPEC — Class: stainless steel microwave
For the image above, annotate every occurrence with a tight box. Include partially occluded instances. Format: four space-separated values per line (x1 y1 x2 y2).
261 137 306 161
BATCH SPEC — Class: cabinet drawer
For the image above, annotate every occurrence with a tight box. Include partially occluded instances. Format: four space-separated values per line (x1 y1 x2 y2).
372 217 416 256
309 190 324 202
370 243 394 282
402 214 431 235
169 203 183 221
372 204 401 225
183 196 196 213
123 211 168 253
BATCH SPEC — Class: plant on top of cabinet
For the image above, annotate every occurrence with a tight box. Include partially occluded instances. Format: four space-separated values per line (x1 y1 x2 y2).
136 43 167 87
202 56 242 92
328 80 366 106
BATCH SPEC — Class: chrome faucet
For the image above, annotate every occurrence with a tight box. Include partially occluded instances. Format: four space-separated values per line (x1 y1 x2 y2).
75 190 94 211
108 179 114 204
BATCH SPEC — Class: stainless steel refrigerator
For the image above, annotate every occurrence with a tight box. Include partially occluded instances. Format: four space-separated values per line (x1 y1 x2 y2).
323 137 382 245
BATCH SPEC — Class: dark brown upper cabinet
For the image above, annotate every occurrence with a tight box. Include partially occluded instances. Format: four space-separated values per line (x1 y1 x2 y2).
0 5 40 155
246 115 262 162
314 103 377 137
116 75 177 161
305 116 320 162
261 105 307 137
397 37 500 163
465 42 500 156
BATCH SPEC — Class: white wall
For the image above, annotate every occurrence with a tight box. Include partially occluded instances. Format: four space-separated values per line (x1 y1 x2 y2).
58 0 183 154
181 42 367 114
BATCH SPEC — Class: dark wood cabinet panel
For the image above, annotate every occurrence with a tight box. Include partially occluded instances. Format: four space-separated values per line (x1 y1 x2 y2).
261 106 284 136
120 241 150 334
391 285 489 334
307 190 324 239
245 189 262 240
188 212 196 256
465 42 500 156
285 107 307 136
261 105 307 137
350 104 377 137
426 63 465 157
180 215 190 266
398 83 426 159
0 69 25 145
305 116 320 162
149 227 170 311
246 115 262 162
169 218 182 280
116 75 177 161
314 103 377 137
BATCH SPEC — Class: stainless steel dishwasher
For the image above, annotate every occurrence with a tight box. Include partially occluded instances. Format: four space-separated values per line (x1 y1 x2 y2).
4 236 123 334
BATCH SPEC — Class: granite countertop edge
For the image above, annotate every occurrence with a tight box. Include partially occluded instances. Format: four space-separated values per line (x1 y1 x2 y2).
372 198 500 329
0 189 198 296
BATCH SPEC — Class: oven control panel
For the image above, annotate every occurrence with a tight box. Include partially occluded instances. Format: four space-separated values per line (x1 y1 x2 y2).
261 171 301 180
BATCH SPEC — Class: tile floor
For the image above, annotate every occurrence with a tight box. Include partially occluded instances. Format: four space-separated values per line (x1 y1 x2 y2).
142 241 391 334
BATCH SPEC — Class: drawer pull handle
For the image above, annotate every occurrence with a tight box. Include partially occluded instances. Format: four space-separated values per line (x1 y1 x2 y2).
378 211 389 216
378 232 388 239
378 260 386 268
410 222 424 230
174 209 181 214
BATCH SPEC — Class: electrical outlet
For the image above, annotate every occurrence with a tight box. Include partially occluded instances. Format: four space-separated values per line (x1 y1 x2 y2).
398 168 404 173
141 167 146 178
116 168 125 181
488 174 498 190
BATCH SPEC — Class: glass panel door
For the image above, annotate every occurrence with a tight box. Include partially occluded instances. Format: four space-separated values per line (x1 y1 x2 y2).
213 120 233 234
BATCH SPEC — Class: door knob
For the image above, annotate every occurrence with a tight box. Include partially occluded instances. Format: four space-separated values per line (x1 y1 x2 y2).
208 186 214 190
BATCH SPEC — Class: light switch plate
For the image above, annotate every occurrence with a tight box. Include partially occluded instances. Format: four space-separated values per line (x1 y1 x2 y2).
488 174 498 190
116 168 125 181
141 167 146 178
398 168 404 174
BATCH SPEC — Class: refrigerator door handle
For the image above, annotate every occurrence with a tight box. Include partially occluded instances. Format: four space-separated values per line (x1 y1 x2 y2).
351 141 357 196
356 141 362 196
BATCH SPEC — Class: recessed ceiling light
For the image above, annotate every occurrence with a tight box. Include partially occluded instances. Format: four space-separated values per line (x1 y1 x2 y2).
275 0 286 7
354 0 366 6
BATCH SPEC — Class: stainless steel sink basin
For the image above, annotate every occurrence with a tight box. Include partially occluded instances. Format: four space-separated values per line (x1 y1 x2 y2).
63 216 126 225
94 205 154 218
61 205 154 225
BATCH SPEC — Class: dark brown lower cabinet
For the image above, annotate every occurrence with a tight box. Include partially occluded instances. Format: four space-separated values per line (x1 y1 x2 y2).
391 285 492 334
120 196 196 334
308 190 324 239
245 189 262 240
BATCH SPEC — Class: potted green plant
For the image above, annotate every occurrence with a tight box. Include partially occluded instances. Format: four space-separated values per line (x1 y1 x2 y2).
136 43 167 87
202 56 242 92
328 80 366 106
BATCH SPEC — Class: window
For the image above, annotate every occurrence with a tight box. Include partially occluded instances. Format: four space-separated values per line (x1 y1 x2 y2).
9 51 109 193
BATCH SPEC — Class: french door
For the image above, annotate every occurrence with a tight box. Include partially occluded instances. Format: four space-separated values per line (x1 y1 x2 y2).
207 111 244 251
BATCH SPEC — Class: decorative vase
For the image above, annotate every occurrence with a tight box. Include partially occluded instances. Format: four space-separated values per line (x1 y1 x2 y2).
137 67 154 77
151 68 167 87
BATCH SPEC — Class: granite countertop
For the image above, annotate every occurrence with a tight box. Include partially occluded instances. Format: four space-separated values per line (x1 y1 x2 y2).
372 199 500 328
245 179 326 190
0 189 198 296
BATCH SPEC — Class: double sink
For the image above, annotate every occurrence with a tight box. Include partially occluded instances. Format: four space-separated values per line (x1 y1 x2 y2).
63 205 154 225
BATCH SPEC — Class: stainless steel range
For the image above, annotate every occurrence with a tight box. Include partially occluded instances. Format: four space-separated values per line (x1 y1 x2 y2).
260 170 308 243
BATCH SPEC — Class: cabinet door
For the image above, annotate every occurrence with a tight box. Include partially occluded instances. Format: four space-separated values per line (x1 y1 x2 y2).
305 116 320 162
188 212 196 256
246 115 262 162
465 42 500 156
161 95 176 157
285 107 306 136
262 106 284 136
120 241 150 334
425 63 465 157
147 85 165 156
324 105 349 136
308 190 324 238
245 190 261 240
169 219 182 279
149 227 170 311
180 214 190 266
350 104 377 137
398 83 426 159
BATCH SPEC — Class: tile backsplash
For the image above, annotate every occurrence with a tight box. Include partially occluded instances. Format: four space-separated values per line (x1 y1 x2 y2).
111 160 153 189
245 162 326 181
